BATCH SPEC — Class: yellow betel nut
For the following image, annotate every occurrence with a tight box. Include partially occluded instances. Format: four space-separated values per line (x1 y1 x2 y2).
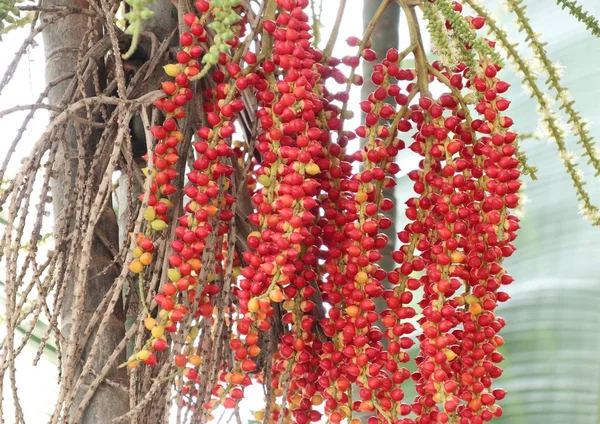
128 260 144 274
133 247 143 258
163 64 179 77
144 317 156 331
247 298 260 313
444 349 457 361
173 131 184 142
305 163 320 175
345 305 360 318
269 289 284 302
151 326 165 339
258 174 271 186
136 350 151 361
355 191 368 203
168 268 181 282
188 354 202 366
143 206 156 221
465 294 479 305
151 219 168 231
139 252 153 266
355 271 368 284
311 394 323 405
470 302 483 316
450 251 465 263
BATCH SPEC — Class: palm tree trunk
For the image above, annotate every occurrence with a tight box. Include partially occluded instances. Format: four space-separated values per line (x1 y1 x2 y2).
43 0 128 421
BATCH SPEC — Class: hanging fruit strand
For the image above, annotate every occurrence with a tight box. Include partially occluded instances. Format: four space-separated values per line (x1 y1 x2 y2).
125 9 210 369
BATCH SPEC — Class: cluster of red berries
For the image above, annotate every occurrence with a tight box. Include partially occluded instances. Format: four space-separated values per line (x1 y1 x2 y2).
228 2 331 421
125 1 520 423
315 43 413 423
386 5 518 424
127 11 207 278
127 6 236 369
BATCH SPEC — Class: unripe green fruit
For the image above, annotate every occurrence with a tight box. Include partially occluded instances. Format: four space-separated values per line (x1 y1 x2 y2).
151 219 167 231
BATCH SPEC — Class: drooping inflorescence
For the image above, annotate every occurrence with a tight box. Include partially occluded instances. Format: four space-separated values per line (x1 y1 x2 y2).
121 0 538 422
2 0 600 422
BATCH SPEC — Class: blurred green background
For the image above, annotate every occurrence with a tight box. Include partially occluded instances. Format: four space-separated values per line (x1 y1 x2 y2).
387 1 600 422
485 2 600 422
393 1 600 422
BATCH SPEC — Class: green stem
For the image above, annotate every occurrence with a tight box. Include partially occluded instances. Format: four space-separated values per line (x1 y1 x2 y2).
138 273 149 316
508 0 600 177
323 0 346 62
399 0 431 97
556 0 600 37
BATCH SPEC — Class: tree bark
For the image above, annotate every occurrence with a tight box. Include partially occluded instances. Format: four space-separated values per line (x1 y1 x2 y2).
43 0 129 421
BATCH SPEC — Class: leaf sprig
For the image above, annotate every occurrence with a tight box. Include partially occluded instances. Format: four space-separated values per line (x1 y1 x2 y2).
556 0 600 38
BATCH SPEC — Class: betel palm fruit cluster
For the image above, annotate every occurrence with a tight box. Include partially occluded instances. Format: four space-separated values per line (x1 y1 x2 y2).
125 0 520 422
